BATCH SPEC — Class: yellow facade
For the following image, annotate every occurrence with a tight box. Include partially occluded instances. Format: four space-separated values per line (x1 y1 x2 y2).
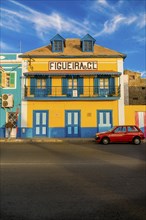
27 57 120 72
26 57 120 97
20 35 126 138
125 105 146 125
27 101 119 128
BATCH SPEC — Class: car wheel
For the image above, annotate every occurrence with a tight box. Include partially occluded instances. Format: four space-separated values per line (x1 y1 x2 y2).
133 137 141 145
102 137 110 145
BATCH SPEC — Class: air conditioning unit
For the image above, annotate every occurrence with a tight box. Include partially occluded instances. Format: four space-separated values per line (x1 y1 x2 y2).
2 94 14 108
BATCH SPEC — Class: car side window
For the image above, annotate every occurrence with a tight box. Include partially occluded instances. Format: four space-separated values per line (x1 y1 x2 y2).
114 126 126 133
122 127 126 132
127 126 138 132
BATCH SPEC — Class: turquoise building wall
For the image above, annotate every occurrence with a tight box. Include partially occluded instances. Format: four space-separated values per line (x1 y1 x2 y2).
0 54 22 138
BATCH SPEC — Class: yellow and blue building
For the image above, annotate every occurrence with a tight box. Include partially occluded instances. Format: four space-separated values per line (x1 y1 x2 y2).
19 34 126 138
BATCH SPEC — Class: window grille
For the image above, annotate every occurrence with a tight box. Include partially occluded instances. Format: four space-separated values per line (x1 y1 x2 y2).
8 112 17 128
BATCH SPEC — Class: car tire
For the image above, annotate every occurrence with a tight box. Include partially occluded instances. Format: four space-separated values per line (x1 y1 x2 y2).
133 137 141 145
102 137 110 145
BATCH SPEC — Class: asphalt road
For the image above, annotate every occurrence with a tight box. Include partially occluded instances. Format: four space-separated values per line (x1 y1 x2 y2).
0 142 146 220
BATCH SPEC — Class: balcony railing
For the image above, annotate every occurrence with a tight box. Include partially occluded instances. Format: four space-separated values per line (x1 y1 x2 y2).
23 85 121 99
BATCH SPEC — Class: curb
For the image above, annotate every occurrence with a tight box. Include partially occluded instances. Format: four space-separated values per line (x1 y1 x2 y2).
0 138 146 144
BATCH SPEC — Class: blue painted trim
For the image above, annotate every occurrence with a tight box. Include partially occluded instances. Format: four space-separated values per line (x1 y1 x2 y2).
81 34 96 42
24 97 120 101
20 128 33 138
3 126 121 138
81 127 97 138
0 127 5 138
50 34 65 42
49 128 65 138
62 78 67 94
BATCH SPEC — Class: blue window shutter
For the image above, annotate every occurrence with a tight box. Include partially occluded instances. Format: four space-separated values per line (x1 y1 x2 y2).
109 78 115 94
62 78 67 95
94 77 99 94
78 77 83 94
46 77 52 95
30 78 35 95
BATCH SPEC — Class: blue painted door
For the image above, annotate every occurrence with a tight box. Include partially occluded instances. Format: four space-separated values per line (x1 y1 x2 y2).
33 111 48 137
66 111 80 137
97 110 112 132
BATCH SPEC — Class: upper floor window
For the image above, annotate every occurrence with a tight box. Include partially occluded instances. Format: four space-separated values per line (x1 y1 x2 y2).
50 34 65 52
68 78 77 89
81 34 96 52
36 78 46 88
5 73 15 88
0 71 15 88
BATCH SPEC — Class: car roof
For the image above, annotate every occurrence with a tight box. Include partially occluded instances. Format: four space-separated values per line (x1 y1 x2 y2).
115 125 137 127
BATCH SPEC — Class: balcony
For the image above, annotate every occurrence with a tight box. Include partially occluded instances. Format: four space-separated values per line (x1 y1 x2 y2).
23 85 121 100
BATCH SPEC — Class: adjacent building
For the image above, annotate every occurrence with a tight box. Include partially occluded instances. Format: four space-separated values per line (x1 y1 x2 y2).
124 69 146 105
0 54 22 138
19 34 126 138
124 69 146 137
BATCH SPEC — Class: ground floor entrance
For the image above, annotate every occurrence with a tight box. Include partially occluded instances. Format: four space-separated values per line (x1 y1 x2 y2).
33 110 48 137
97 110 113 132
65 111 80 137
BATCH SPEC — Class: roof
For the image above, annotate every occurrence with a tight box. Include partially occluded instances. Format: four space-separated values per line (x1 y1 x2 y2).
19 39 126 59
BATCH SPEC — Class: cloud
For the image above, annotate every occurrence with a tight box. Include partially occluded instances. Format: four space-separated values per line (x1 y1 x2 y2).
1 0 145 44
94 14 137 37
92 0 124 16
132 36 146 45
136 13 146 29
0 41 14 52
123 50 139 54
0 8 24 32
94 0 113 10
1 0 90 40
141 71 146 78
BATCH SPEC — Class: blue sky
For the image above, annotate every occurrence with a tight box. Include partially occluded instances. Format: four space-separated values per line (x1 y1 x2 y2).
0 0 146 77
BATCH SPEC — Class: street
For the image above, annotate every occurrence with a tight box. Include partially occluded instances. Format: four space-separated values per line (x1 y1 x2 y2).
0 142 146 220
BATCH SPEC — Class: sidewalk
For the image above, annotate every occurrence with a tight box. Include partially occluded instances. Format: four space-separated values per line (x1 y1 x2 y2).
0 138 146 143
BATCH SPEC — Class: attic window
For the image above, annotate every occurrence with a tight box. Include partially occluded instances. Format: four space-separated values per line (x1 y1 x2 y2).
81 34 96 52
54 41 63 52
84 41 92 52
50 34 65 53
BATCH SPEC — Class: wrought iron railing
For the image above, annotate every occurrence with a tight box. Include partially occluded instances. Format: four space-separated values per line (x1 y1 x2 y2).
24 85 121 98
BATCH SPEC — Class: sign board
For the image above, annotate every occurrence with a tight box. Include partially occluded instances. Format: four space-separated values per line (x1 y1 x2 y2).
49 61 97 71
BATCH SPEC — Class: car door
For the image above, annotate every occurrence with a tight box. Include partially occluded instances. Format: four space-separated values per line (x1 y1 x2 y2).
110 126 127 142
125 126 139 142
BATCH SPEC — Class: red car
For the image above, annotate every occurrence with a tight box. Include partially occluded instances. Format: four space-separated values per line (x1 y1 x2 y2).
95 125 145 145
